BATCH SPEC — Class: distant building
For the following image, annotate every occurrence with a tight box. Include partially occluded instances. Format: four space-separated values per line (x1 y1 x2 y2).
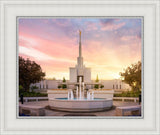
31 79 131 92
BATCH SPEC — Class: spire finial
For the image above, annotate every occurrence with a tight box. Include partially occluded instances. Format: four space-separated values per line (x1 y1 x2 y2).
79 30 81 43
79 30 82 57
79 30 81 36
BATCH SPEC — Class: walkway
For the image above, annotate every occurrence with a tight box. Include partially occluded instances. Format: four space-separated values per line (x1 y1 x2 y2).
19 101 139 116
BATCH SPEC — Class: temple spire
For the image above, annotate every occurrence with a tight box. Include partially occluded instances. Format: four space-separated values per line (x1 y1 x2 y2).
77 30 83 68
79 30 82 57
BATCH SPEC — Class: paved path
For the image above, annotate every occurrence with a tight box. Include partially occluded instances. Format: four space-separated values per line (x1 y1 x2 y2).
19 101 139 116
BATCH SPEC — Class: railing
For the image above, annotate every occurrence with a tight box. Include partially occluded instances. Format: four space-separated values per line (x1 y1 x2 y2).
19 97 48 102
113 97 139 102
19 97 139 103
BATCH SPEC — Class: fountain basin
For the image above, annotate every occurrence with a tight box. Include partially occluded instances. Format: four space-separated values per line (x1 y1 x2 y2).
48 98 113 112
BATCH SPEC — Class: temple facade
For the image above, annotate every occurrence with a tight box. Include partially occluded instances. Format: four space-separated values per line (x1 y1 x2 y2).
69 30 91 84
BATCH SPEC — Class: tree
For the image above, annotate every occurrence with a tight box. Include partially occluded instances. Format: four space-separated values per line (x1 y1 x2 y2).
62 77 67 89
19 56 45 91
63 77 66 82
120 61 141 91
95 74 99 82
94 74 99 89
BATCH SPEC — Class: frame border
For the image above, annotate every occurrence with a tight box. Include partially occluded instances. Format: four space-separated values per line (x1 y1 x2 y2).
16 16 144 119
0 0 159 134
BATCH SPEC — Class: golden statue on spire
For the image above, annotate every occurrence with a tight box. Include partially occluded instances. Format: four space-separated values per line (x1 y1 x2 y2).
79 30 81 36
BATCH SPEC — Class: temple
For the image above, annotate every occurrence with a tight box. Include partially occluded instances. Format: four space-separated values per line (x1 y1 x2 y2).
69 30 91 87
30 30 131 92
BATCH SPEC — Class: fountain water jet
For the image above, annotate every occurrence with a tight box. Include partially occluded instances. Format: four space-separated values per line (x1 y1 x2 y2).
68 90 74 100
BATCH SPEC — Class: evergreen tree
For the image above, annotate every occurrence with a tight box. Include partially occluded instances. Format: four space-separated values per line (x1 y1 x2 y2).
62 77 67 89
94 74 99 89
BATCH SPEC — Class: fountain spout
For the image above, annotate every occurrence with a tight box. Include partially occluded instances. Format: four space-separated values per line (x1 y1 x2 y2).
87 91 90 100
76 86 78 98
68 90 74 100
71 90 74 99
91 91 94 100
79 77 82 99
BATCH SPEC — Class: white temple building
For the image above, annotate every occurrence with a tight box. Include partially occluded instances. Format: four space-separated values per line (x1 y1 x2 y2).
69 30 91 84
31 30 131 92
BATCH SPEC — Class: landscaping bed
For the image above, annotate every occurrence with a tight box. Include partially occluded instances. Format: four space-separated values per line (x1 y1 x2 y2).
20 92 48 97
114 91 141 97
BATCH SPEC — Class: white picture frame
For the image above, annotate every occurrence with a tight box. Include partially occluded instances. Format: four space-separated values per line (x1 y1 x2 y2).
0 0 159 134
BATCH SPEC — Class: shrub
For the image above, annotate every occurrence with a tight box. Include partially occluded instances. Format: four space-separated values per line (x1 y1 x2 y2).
58 85 61 89
19 85 24 95
19 91 47 97
94 85 99 89
100 85 104 89
30 85 39 92
62 84 67 89
114 90 141 97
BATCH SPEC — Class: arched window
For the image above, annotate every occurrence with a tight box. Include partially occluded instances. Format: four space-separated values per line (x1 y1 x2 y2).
113 84 114 89
116 85 118 89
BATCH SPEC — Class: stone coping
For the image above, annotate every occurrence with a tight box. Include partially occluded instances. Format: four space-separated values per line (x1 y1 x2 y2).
19 104 45 109
113 97 139 99
47 89 69 94
49 98 113 112
89 90 114 94
47 92 68 94
49 98 112 102
89 89 114 91
48 89 114 91
117 105 141 109
93 92 114 94
49 89 68 91
91 89 114 90
49 106 112 112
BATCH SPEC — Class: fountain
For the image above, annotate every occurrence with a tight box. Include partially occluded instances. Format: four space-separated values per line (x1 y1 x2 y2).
48 76 113 112
68 76 94 100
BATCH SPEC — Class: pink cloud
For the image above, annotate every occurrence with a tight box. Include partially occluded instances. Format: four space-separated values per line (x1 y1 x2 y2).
19 31 78 61
101 22 125 31
51 19 71 27
85 22 98 31
18 18 141 80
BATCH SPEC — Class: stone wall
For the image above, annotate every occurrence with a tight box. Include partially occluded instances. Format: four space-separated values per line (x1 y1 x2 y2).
47 89 68 99
31 79 131 92
89 89 114 99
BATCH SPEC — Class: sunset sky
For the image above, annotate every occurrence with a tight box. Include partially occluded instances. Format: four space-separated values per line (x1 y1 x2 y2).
19 18 141 80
